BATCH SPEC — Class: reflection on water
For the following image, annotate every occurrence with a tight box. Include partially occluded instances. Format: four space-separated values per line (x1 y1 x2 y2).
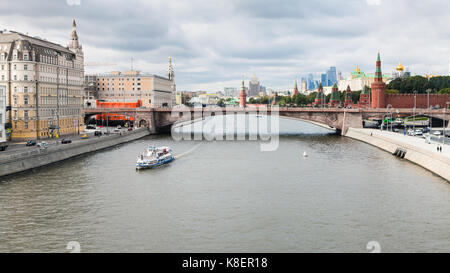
0 119 449 253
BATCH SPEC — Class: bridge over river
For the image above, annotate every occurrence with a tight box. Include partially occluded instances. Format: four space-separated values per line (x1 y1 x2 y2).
85 107 450 135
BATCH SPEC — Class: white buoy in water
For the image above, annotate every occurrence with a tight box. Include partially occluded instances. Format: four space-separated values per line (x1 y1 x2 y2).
303 151 308 157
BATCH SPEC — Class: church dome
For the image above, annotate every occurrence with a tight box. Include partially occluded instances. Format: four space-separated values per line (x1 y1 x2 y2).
354 66 360 73
396 62 404 71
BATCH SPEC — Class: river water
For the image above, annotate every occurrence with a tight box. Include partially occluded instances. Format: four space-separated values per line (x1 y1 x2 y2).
0 118 449 253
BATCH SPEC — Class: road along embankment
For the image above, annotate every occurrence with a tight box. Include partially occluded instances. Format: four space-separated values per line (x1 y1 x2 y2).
0 128 150 178
345 128 450 182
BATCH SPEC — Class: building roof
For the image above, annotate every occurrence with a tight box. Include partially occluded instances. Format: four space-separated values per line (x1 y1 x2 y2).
0 31 74 55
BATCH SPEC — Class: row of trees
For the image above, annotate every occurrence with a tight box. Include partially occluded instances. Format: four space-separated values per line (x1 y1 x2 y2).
386 76 450 94
234 91 365 107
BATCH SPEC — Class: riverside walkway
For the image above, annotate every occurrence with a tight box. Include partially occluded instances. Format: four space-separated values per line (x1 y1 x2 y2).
346 128 450 182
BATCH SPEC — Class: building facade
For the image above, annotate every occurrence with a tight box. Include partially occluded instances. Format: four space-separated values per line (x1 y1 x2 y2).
0 20 85 140
0 85 6 143
248 74 260 97
94 58 175 108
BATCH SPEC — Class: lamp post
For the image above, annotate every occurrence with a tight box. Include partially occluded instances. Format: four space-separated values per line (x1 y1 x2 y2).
426 89 431 132
387 104 392 131
413 91 417 133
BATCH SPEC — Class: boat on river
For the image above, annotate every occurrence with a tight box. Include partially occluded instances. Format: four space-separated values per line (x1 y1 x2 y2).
136 146 174 170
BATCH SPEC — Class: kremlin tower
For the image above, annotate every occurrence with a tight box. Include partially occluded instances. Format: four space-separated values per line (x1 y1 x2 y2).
291 80 300 97
344 85 353 108
313 83 325 107
329 84 340 107
371 52 386 108
358 85 371 108
239 80 247 108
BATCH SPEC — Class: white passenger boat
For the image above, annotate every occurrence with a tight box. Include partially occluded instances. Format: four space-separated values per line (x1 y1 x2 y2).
136 146 174 170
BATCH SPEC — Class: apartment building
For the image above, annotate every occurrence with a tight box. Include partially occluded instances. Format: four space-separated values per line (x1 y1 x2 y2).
0 20 84 140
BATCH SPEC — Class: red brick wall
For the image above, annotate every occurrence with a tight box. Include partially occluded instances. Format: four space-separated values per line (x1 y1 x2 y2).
385 94 450 109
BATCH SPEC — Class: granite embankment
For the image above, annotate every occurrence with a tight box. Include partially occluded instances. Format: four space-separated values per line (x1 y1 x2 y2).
345 128 450 182
0 128 150 178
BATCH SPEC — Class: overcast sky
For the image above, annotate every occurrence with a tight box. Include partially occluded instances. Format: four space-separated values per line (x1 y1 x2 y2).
1 0 450 91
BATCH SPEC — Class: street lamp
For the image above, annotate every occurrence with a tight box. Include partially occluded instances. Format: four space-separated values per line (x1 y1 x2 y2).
426 89 432 132
413 91 417 133
387 104 393 131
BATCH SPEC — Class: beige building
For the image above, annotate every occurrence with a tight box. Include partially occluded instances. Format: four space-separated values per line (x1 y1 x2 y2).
94 57 176 108
0 20 85 140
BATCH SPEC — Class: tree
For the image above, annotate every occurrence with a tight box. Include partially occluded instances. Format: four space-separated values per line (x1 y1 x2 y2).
385 89 400 94
438 88 450 94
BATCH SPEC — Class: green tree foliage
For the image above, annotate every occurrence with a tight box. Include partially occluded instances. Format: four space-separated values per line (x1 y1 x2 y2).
385 89 400 94
438 88 450 94
386 76 450 93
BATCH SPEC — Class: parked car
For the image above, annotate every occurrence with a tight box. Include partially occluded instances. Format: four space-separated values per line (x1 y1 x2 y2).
61 138 72 144
127 127 133 131
94 131 102 136
37 142 49 149
81 134 89 139
26 140 37 146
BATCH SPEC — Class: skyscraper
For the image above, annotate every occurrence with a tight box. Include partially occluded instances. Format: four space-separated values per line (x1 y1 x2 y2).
307 73 315 90
321 74 328 86
326 66 337 86
248 74 260 97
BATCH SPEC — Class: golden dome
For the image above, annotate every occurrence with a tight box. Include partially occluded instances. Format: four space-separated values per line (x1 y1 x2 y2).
396 62 404 71
354 65 360 73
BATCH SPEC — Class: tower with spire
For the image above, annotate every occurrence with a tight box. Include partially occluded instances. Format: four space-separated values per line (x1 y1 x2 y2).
344 85 353 108
313 83 325 107
358 85 371 108
166 56 176 106
239 79 247 108
291 79 300 98
329 83 340 107
371 52 386 108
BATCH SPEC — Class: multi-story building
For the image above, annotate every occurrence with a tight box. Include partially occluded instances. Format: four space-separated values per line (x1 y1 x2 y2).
0 85 6 144
84 74 97 108
93 58 175 108
326 66 337 86
224 87 238 97
0 20 85 140
338 65 390 92
248 74 260 97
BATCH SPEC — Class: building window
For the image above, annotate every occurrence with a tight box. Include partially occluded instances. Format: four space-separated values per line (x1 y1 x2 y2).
24 110 29 119
24 96 29 105
24 75 28 81
25 122 28 129
13 97 17 105
24 54 28 61
13 64 17 70
14 75 17 81
1 75 4 81
24 64 28 70
24 87 28 93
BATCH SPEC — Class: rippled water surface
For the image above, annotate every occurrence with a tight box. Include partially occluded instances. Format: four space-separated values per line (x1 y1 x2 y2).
0 119 449 252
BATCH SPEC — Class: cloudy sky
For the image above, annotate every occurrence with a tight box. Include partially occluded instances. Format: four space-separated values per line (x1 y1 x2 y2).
1 0 450 91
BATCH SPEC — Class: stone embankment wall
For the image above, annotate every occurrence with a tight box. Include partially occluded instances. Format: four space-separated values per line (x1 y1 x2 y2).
345 128 450 182
0 128 150 178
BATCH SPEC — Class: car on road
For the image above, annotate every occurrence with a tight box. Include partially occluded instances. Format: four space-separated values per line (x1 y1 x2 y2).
37 142 49 149
26 140 37 146
61 138 72 144
81 134 89 139
414 129 423 136
127 127 133 131
94 131 102 136
433 131 442 136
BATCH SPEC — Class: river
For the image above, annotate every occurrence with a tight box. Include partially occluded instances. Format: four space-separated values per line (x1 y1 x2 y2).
0 118 449 253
